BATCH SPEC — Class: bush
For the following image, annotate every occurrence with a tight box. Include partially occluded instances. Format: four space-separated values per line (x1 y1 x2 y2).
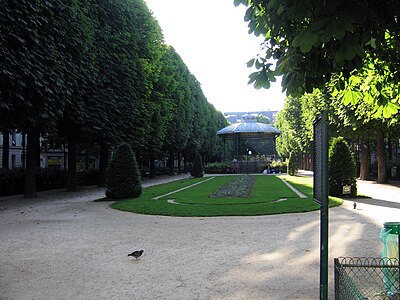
191 153 204 178
204 162 233 174
0 168 25 196
287 152 298 176
270 160 287 173
328 137 357 197
37 168 66 191
106 143 142 200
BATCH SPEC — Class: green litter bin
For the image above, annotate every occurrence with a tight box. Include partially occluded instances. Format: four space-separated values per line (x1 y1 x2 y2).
380 222 400 295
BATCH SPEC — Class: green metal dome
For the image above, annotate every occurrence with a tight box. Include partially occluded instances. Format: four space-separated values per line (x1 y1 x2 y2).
217 114 281 136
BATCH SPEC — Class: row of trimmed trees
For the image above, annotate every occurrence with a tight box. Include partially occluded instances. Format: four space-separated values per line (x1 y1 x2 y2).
0 0 227 198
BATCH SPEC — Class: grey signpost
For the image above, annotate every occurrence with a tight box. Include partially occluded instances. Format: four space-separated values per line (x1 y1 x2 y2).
313 111 329 300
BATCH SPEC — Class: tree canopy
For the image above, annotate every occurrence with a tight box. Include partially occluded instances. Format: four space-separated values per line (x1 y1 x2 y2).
1 0 227 196
235 0 400 117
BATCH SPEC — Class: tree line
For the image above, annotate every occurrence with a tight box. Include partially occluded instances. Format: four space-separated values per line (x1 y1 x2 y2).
235 0 400 183
0 0 227 197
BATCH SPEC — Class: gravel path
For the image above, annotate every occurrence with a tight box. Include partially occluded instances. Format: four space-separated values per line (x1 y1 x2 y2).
0 174 399 299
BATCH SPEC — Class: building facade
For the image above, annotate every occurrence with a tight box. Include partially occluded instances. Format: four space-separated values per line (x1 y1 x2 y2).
0 131 26 169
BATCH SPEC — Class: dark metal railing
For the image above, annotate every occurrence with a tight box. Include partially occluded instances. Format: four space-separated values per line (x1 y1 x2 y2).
334 257 399 300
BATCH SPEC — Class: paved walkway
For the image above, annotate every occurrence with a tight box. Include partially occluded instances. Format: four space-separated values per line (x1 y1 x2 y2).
0 172 399 300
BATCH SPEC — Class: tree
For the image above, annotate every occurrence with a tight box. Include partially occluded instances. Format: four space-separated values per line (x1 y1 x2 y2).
287 151 298 176
256 114 271 124
106 143 142 200
0 1 79 197
191 153 204 178
235 0 400 117
328 137 357 197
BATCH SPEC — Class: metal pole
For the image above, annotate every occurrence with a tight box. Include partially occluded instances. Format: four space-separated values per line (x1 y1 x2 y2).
320 111 329 300
247 151 249 175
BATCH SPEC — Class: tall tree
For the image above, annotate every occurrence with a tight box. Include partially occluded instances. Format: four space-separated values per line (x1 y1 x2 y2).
236 0 400 117
0 1 77 197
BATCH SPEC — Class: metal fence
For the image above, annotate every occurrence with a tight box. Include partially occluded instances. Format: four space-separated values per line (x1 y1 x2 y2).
335 257 400 300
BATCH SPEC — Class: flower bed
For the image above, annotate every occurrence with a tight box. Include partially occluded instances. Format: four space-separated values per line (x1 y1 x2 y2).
209 175 255 198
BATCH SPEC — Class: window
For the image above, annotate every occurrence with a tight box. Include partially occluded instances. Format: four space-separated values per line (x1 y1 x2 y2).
11 132 17 146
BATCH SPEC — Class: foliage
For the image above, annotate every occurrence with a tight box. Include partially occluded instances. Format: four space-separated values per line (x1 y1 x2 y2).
235 0 400 117
328 137 357 197
331 58 400 119
0 168 25 196
256 114 271 124
191 153 204 178
111 175 342 217
204 162 234 174
270 160 287 169
275 91 324 158
287 152 298 176
106 143 142 200
0 168 102 196
1 1 226 195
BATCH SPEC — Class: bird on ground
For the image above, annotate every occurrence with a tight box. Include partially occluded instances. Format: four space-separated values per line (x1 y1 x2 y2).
353 202 357 209
128 250 144 260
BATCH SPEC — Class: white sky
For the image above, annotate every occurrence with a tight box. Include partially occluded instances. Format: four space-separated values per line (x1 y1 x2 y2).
144 0 286 114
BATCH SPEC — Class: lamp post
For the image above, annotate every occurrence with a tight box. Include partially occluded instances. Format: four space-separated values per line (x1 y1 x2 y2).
247 150 252 174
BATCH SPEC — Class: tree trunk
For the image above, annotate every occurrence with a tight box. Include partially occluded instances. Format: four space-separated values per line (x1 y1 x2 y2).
177 152 182 174
168 152 174 175
149 152 156 179
21 133 26 169
376 130 387 184
24 131 39 198
66 133 77 191
2 131 9 169
359 140 370 180
98 142 109 187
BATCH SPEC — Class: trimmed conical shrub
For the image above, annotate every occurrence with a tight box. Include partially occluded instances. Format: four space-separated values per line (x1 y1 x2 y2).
328 137 357 197
191 153 204 178
287 151 298 176
106 143 142 200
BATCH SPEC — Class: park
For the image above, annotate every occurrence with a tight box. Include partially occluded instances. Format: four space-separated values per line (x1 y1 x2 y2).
0 172 399 299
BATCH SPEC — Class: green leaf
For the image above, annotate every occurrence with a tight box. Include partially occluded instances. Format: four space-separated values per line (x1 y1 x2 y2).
364 92 374 104
310 18 330 32
233 0 245 7
247 58 255 68
244 7 254 22
255 59 264 69
267 0 279 10
344 44 357 60
342 90 359 105
248 72 258 84
383 102 400 118
300 41 312 53
293 31 318 53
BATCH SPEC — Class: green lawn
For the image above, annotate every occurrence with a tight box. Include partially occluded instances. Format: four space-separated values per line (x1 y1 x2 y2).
110 175 342 217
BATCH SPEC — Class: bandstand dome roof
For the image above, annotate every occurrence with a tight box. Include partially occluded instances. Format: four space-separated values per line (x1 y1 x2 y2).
217 113 281 136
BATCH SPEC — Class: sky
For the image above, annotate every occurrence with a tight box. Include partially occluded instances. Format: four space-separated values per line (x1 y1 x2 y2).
144 0 286 114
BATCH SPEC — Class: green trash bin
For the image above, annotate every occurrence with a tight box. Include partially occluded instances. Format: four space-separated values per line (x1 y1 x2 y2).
380 222 400 295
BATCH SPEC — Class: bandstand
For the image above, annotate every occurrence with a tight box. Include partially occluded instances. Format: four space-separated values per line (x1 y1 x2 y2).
217 114 281 173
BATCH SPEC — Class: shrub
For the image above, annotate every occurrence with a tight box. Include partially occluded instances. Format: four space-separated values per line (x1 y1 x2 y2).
37 168 66 191
0 168 25 196
328 137 357 197
106 143 142 200
191 153 204 178
204 162 233 174
270 160 287 173
287 152 298 176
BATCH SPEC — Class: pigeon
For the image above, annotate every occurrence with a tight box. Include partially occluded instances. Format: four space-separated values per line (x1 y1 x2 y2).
353 202 357 209
128 250 144 260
